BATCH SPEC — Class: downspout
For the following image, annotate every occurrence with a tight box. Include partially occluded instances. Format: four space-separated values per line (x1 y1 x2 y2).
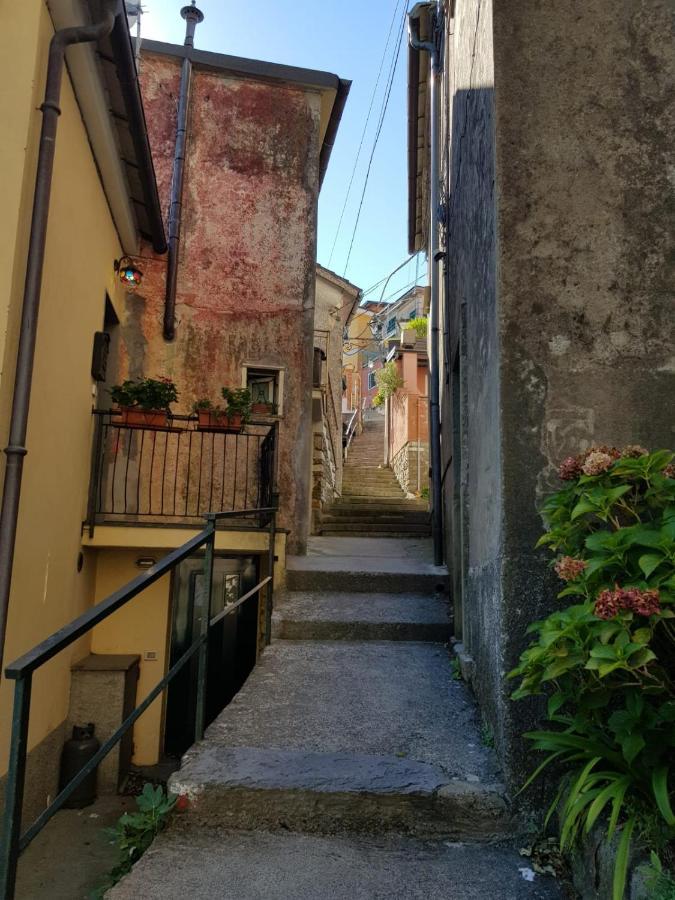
409 2 444 566
163 1 204 340
0 0 118 679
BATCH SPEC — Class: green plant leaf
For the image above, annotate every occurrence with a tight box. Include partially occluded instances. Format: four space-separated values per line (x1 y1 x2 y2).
584 776 630 834
620 733 645 764
612 817 635 900
652 766 675 825
639 553 666 578
572 500 599 520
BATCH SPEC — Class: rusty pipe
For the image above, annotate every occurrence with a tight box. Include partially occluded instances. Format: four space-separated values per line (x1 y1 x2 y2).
0 2 118 680
163 1 204 340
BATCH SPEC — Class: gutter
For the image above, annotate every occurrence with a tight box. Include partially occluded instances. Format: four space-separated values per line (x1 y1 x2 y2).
109 10 167 253
0 2 118 680
319 79 351 189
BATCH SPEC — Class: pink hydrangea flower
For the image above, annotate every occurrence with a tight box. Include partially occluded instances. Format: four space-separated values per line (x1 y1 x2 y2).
554 556 587 582
582 451 615 477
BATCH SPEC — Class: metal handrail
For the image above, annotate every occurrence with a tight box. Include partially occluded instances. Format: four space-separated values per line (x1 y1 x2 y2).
0 506 277 899
344 407 359 460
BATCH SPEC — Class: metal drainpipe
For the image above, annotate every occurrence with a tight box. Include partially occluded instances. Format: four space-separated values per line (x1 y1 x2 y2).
409 2 444 566
163 1 204 341
0 0 118 680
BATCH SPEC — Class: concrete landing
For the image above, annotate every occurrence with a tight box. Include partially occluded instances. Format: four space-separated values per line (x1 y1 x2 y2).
272 591 451 641
109 830 563 899
168 641 506 838
287 537 448 592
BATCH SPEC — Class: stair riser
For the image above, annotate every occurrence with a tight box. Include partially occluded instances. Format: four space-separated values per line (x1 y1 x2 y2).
286 570 448 594
273 620 450 642
320 526 431 535
321 515 430 524
170 786 509 842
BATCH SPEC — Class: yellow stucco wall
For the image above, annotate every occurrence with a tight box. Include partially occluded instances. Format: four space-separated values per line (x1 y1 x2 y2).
0 0 126 780
89 550 172 765
88 530 286 765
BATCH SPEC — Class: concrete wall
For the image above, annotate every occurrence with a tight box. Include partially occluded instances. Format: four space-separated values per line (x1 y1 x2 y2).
114 49 323 553
0 0 126 805
439 0 674 791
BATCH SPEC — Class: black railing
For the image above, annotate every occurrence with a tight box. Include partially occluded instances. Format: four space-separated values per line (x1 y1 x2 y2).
0 507 277 899
86 412 278 530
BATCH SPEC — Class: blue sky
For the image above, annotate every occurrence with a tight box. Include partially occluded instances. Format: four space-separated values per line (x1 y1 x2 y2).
138 0 423 301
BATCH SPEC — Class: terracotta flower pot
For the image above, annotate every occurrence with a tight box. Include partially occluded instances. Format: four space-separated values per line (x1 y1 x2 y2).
196 410 244 433
251 402 275 416
116 407 168 428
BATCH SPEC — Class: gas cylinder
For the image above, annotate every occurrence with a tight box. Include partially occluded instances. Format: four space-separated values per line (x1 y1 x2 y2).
59 723 100 808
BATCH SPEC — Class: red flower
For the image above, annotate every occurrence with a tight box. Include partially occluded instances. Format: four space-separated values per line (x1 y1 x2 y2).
554 556 587 582
593 586 661 620
559 456 582 480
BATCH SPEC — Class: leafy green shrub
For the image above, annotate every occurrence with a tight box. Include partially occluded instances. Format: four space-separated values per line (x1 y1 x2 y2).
110 377 178 411
641 852 675 900
374 361 404 399
408 316 428 339
222 387 252 420
95 784 178 894
509 445 675 900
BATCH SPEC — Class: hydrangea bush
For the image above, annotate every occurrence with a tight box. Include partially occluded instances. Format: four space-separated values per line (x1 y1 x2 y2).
509 445 675 900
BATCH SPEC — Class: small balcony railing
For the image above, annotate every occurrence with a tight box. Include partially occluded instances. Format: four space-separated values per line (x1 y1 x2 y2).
86 411 278 530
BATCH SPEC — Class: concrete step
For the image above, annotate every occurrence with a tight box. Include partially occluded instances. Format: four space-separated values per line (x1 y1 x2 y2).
320 522 432 535
327 505 428 517
321 512 430 523
166 641 507 840
272 591 450 641
333 499 428 509
318 531 433 538
109 830 563 900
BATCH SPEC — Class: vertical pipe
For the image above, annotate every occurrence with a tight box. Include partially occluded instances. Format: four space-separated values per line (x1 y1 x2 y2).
264 509 276 646
0 674 33 900
163 2 204 340
195 518 214 742
0 2 117 681
409 3 444 565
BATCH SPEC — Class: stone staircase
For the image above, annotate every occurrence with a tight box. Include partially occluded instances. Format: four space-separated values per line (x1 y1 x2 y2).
109 538 562 900
320 416 431 538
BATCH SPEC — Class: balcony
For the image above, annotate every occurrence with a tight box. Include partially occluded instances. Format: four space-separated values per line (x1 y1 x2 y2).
85 411 277 530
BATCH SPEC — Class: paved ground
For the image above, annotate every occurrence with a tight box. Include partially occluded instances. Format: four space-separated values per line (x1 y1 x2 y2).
109 830 562 899
107 537 565 898
198 641 493 779
15 794 132 900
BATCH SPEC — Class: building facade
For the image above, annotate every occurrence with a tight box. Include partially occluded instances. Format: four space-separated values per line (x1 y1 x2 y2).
408 0 675 789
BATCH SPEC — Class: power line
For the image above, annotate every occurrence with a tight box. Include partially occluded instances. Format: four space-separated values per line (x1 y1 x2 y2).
342 3 408 276
326 0 404 268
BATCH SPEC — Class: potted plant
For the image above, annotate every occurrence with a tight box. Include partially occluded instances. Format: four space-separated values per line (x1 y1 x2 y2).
221 387 251 432
110 377 178 428
192 398 224 429
250 396 276 416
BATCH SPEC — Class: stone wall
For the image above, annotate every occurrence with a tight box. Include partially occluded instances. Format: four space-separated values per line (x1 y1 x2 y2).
391 441 429 496
439 0 675 791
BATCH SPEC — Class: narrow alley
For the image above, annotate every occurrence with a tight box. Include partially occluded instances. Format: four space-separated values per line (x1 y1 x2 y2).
108 535 561 899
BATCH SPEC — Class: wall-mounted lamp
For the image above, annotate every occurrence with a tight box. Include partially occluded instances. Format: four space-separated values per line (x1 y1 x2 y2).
136 557 156 569
114 256 143 288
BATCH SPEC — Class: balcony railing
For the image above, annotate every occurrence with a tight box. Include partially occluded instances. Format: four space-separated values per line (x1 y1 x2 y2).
86 412 278 530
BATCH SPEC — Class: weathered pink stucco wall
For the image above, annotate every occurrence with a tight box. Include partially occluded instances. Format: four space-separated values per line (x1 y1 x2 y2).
113 51 323 552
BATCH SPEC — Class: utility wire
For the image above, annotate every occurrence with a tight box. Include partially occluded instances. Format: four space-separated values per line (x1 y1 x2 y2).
342 3 408 276
326 0 404 268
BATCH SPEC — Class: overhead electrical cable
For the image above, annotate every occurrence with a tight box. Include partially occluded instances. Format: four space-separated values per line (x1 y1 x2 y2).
342 3 408 276
326 0 404 267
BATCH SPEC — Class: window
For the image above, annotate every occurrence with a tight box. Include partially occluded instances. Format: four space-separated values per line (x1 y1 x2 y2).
386 317 397 335
368 371 377 390
242 365 284 416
